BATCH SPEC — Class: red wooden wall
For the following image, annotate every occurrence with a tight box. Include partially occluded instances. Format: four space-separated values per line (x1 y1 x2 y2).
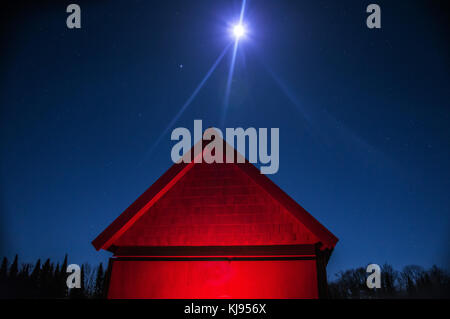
107 259 319 299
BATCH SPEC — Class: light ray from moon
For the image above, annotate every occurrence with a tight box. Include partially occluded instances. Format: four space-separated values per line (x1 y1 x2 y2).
139 43 232 165
259 56 378 156
221 0 247 127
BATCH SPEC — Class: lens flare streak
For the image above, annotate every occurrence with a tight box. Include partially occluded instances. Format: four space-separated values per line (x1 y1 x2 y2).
140 43 232 165
222 0 247 126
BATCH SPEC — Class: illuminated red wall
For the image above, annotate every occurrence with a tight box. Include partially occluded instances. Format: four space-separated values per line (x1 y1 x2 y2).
107 259 319 299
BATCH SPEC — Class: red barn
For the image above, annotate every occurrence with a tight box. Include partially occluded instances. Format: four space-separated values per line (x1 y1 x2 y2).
92 139 338 299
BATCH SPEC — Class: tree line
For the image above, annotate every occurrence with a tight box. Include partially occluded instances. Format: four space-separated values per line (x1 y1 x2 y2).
0 255 449 298
0 255 106 299
328 263 450 298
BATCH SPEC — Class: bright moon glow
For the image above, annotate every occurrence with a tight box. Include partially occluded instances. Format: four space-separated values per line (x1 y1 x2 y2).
232 24 246 39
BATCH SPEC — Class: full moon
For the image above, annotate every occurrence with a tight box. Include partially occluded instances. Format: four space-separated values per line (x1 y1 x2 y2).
232 24 246 39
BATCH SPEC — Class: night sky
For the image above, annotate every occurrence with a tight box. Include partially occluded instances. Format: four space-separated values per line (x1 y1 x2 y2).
1 0 449 278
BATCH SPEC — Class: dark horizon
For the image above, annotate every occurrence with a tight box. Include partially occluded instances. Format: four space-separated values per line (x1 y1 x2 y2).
1 0 449 279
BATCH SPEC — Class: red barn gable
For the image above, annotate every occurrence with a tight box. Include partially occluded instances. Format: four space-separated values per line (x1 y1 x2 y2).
93 137 338 299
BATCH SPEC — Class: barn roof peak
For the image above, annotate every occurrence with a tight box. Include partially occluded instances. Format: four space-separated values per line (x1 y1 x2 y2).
92 134 338 252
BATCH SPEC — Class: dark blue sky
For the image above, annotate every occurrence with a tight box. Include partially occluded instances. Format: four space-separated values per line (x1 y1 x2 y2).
1 0 449 277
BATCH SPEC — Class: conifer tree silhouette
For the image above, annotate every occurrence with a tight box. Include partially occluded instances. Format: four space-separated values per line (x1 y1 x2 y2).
60 254 68 297
9 254 18 278
94 263 104 298
0 257 7 279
